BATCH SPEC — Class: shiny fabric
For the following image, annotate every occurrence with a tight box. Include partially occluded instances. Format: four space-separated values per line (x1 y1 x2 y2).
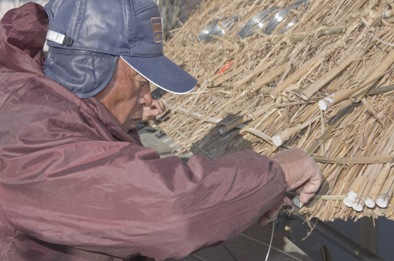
0 3 287 261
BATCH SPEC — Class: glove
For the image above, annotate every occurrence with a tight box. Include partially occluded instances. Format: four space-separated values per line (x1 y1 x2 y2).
272 148 322 204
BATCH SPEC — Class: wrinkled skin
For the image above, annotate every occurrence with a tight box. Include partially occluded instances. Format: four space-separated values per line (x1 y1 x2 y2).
142 99 166 122
95 58 166 132
259 148 322 225
273 148 322 204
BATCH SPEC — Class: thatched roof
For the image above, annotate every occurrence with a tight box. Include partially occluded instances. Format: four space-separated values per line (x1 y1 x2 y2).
156 0 394 222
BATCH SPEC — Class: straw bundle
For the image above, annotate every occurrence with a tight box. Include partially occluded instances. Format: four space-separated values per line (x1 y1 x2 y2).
156 0 394 222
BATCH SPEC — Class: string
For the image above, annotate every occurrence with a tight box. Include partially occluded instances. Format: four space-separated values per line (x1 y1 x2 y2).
264 221 275 261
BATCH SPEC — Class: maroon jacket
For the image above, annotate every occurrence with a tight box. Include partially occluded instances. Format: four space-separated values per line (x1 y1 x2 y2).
0 3 287 261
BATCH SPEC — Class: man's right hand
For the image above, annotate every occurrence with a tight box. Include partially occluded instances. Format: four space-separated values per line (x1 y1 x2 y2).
272 148 322 204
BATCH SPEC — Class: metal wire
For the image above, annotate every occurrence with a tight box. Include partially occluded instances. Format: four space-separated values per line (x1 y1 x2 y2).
238 233 305 261
264 221 275 261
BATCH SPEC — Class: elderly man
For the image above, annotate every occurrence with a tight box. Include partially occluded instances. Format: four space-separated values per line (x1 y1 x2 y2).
0 1 322 261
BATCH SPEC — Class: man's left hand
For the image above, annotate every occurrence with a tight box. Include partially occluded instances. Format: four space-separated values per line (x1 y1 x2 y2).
142 99 166 122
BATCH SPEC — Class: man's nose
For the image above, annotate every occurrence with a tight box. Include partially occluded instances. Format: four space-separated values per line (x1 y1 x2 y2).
139 84 153 107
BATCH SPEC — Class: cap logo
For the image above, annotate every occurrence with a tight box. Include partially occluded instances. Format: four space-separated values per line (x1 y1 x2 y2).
151 17 163 43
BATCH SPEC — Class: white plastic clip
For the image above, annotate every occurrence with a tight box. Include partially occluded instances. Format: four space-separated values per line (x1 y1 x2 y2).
46 30 73 46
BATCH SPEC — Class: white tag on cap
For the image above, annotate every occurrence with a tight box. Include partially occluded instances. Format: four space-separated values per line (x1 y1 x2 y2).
46 30 74 46
46 30 65 44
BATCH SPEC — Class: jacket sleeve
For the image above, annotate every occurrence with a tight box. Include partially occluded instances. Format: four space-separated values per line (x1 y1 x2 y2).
0 107 286 261
1 138 286 260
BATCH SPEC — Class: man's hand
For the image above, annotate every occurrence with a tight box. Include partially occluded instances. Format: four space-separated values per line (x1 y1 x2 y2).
273 148 322 204
142 99 166 122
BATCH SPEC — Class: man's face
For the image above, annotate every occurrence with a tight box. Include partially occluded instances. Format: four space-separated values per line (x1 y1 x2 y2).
95 58 153 131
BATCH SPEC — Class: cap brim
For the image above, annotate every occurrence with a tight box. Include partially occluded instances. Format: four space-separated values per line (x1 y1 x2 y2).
120 56 197 94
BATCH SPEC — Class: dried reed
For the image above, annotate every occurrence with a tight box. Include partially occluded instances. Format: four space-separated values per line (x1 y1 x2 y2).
156 0 394 221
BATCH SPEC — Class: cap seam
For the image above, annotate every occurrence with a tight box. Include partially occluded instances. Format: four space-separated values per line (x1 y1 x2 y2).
47 44 162 57
49 47 118 59
72 0 84 42
127 0 135 55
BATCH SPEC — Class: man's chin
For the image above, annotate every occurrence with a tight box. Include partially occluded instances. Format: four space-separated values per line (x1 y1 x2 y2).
121 120 138 132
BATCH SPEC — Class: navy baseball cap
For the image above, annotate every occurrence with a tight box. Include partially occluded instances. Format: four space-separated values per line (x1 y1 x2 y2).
44 0 197 98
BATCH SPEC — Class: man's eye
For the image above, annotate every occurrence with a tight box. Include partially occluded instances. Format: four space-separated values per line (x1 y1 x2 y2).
140 81 150 88
134 78 149 90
